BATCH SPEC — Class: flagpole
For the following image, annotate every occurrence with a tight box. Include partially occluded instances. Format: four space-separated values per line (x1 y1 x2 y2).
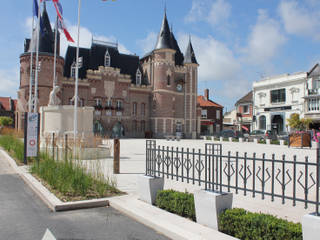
74 0 81 144
53 16 58 88
34 0 41 113
28 1 35 112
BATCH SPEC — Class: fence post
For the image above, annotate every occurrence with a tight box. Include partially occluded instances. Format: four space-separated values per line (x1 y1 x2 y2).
52 132 55 161
113 138 120 174
317 143 320 216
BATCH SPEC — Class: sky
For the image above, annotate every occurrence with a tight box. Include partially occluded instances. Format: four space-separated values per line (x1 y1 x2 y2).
1 0 320 112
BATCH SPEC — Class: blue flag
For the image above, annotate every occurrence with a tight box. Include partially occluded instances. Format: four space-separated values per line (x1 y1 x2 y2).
32 0 44 36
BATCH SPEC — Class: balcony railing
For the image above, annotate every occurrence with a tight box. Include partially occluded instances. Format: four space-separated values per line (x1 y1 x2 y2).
307 97 320 112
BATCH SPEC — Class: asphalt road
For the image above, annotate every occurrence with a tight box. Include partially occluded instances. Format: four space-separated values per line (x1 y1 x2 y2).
0 155 169 240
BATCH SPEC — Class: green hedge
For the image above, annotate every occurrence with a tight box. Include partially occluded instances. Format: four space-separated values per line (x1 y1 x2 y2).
219 208 302 240
271 140 280 145
155 190 196 221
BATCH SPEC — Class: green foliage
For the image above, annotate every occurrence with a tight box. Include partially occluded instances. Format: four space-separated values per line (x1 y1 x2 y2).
223 137 229 141
287 113 312 131
219 208 302 240
258 139 266 144
0 116 13 127
214 137 220 141
155 190 196 221
206 136 212 140
31 153 120 199
0 134 24 163
232 138 239 142
271 140 280 145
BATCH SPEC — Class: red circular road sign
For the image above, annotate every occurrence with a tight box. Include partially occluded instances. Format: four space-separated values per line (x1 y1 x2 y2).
29 139 36 146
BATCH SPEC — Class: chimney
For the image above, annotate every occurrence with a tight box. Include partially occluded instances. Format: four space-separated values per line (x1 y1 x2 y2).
204 89 209 100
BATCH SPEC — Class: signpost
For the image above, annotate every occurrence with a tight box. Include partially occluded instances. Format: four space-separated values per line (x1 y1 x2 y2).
24 112 40 164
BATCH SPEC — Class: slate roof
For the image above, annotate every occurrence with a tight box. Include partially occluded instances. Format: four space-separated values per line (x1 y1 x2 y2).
154 12 172 50
308 63 320 77
197 96 223 108
170 32 184 66
235 91 253 106
64 42 147 85
184 38 198 64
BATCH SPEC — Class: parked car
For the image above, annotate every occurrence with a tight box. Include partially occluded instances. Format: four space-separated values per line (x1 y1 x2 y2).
219 130 236 138
265 130 278 140
248 130 265 141
277 131 289 142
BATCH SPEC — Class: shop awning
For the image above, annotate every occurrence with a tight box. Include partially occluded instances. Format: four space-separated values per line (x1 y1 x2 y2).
242 126 249 131
201 121 214 125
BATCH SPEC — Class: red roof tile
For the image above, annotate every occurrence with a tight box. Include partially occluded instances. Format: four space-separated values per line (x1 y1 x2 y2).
197 95 223 108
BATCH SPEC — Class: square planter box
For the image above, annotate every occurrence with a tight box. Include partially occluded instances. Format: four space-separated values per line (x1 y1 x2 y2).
137 175 164 205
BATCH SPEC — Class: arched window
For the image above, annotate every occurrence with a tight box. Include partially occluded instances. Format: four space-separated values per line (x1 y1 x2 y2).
136 69 141 85
167 75 171 86
259 116 266 130
104 50 110 67
71 62 76 78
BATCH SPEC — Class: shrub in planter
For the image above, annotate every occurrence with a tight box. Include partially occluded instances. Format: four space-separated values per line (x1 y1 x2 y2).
258 139 266 144
271 140 280 145
232 138 239 142
155 190 196 221
219 208 302 240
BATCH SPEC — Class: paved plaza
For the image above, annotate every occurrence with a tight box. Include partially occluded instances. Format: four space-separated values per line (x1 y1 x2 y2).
96 139 318 223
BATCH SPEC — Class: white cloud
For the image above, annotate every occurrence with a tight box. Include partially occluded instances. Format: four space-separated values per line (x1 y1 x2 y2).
0 68 19 98
178 33 240 82
207 0 231 26
278 0 320 40
244 9 286 65
137 32 157 55
185 0 231 29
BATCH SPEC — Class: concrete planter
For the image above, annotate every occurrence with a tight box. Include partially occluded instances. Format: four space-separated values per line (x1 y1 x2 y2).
266 139 271 145
302 213 320 240
228 137 232 142
220 137 223 142
280 140 285 145
254 138 258 144
137 175 164 205
194 190 233 230
239 138 243 143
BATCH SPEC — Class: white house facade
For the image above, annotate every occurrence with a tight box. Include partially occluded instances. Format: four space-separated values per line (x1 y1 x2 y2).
252 72 307 133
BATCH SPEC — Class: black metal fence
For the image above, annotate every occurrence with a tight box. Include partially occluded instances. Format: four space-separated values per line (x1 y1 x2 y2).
145 140 320 215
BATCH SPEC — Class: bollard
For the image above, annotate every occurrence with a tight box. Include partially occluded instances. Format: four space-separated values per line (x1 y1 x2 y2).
113 138 120 174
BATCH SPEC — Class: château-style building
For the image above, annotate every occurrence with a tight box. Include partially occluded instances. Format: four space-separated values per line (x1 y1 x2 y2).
16 5 200 138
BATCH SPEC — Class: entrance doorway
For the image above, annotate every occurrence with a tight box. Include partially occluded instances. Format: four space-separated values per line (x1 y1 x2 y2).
271 115 283 134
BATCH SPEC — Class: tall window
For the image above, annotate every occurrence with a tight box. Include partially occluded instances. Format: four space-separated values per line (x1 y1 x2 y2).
116 100 122 109
259 116 266 130
104 50 110 67
136 69 141 85
141 103 145 116
95 98 102 106
106 99 112 107
271 89 286 103
132 102 137 116
71 62 76 78
242 105 249 114
141 120 146 132
133 120 137 132
167 75 171 86
216 110 220 119
201 109 207 119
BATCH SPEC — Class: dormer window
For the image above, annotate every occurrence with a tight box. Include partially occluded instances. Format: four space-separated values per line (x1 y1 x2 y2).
71 62 76 78
104 50 110 67
167 75 171 86
136 69 142 86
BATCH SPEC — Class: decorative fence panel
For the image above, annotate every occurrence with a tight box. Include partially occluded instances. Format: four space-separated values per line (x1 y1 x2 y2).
145 140 320 215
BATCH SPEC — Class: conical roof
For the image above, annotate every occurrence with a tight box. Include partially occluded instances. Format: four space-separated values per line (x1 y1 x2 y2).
184 37 198 64
154 12 172 50
38 2 54 53
170 32 184 65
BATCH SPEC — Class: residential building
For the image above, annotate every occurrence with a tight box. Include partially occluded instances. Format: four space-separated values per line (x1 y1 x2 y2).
197 89 223 135
235 91 253 132
223 109 237 131
16 5 200 138
252 72 306 133
0 97 17 127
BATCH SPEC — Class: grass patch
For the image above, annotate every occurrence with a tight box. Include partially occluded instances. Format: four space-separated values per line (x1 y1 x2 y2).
232 138 239 142
223 137 229 141
31 153 122 201
0 134 25 164
219 208 302 240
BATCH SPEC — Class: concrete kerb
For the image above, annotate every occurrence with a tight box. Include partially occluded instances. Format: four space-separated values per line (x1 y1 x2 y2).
302 213 320 240
0 149 109 212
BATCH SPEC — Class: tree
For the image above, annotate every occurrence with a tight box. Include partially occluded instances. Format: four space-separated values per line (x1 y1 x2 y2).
0 116 13 127
287 113 312 131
